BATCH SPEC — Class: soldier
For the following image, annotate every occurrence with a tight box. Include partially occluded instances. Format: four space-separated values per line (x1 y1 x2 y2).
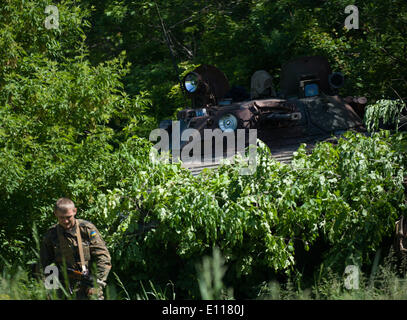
40 197 111 299
395 215 407 253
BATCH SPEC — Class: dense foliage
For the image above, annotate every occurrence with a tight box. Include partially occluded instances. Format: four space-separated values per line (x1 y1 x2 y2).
84 0 407 120
0 0 153 263
0 0 406 299
107 131 407 298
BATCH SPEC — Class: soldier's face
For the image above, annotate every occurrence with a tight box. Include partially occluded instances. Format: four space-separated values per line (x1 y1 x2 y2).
55 208 77 229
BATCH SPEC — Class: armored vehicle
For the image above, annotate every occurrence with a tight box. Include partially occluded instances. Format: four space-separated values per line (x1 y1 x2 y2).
159 56 367 175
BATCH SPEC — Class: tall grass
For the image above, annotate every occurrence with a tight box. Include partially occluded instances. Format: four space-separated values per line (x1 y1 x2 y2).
0 266 49 300
1 227 407 300
136 280 176 300
256 250 407 300
197 247 233 300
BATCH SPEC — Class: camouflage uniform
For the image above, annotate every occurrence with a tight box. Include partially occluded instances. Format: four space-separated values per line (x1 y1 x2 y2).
40 219 111 299
395 216 407 254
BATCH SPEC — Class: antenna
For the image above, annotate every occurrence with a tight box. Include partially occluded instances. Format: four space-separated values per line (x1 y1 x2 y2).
154 2 186 98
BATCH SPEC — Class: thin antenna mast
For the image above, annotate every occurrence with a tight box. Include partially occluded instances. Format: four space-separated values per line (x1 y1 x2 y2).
155 2 186 98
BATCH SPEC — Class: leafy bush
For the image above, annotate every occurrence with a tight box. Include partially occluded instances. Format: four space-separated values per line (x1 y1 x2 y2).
364 99 407 132
108 131 406 299
0 0 153 265
1 0 407 300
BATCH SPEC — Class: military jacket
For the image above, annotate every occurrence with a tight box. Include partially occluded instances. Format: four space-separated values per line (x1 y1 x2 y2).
395 216 407 253
40 219 111 284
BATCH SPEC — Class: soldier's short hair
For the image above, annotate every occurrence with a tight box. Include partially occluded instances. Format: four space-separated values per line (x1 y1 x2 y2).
54 197 75 213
